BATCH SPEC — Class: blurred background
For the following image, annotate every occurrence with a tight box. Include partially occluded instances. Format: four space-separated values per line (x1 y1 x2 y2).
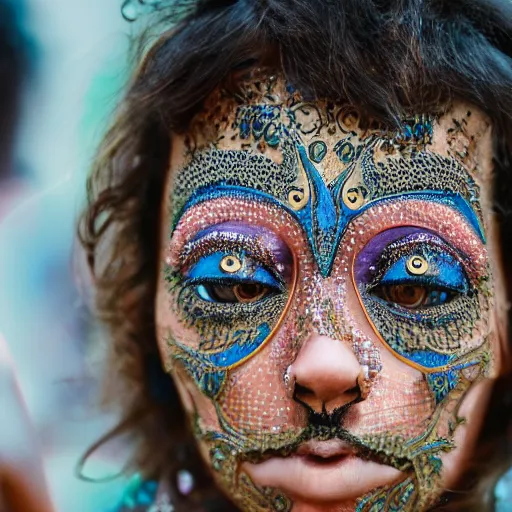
0 0 135 510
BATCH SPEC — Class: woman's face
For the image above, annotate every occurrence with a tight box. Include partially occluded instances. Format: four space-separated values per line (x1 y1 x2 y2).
155 77 503 511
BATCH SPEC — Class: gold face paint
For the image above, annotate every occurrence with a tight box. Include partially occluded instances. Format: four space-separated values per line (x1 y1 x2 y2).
220 255 242 274
406 256 429 276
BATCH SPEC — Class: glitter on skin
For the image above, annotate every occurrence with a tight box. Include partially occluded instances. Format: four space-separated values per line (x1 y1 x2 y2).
155 76 496 512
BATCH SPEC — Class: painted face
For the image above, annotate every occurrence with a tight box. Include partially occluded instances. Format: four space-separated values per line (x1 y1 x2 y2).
155 76 500 511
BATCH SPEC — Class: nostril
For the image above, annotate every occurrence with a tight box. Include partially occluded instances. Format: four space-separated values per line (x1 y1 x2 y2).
294 383 325 413
295 383 360 400
345 384 360 396
294 383 315 398
293 379 362 413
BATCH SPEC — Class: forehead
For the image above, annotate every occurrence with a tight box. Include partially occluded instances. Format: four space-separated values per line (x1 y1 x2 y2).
170 77 492 186
181 77 491 162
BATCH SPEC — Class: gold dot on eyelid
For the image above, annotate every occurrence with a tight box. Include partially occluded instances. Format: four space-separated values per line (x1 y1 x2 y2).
342 185 367 210
288 188 308 210
406 255 429 275
220 255 242 273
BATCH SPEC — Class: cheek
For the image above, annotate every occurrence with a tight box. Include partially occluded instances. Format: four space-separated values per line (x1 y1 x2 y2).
344 350 436 438
217 335 307 436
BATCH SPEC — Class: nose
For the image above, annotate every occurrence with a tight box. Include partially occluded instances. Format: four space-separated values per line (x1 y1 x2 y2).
290 334 362 414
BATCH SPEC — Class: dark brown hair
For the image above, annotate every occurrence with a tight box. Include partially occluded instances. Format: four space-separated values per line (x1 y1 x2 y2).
79 0 512 509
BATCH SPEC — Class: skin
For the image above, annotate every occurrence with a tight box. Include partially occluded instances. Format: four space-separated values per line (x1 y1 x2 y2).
155 76 505 511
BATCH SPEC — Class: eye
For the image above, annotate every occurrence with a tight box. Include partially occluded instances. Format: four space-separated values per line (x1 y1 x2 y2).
184 249 287 305
358 232 471 313
372 284 456 309
196 282 274 304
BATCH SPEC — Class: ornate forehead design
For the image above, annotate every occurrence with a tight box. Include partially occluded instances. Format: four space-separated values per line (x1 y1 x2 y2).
193 74 435 158
234 102 434 155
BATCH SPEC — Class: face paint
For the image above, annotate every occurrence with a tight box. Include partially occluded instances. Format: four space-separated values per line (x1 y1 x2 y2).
155 76 496 511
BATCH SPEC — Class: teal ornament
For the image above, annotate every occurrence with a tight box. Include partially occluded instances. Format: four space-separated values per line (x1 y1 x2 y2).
211 447 228 471
308 140 327 163
334 140 355 163
273 494 291 511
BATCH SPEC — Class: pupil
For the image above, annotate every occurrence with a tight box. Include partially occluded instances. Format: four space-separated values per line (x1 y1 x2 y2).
293 194 301 203
404 286 415 297
235 283 262 300
392 284 426 307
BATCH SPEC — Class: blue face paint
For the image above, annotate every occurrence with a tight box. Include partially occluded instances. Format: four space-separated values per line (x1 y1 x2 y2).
378 250 469 294
187 252 284 293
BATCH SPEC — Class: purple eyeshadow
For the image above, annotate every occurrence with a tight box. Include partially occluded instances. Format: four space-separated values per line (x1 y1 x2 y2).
354 227 433 284
193 221 293 277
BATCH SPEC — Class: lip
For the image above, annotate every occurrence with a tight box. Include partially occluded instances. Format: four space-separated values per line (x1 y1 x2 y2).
296 439 355 459
242 440 403 503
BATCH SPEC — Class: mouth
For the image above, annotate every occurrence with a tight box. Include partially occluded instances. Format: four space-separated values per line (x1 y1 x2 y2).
241 439 403 503
295 439 355 467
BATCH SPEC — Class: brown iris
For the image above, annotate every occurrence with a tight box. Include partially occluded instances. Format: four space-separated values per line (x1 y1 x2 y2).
374 284 454 309
382 284 427 308
199 282 270 303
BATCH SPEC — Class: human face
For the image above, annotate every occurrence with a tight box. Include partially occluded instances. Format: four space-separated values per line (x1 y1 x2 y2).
155 76 502 511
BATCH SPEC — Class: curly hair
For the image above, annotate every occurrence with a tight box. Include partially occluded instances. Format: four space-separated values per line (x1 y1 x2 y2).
79 0 512 509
